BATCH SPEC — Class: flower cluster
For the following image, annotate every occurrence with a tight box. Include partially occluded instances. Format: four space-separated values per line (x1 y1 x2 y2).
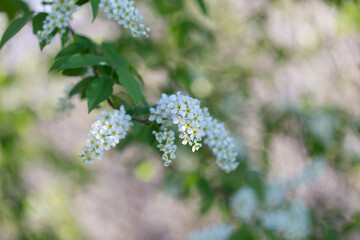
79 106 132 163
204 114 239 172
99 0 150 38
230 183 312 239
261 199 311 239
149 92 239 172
187 223 234 240
37 0 77 44
152 128 177 167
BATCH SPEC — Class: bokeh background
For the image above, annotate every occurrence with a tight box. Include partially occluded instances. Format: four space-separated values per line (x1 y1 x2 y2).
1 0 360 239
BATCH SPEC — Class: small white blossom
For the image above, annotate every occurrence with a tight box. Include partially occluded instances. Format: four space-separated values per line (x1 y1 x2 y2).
37 0 77 44
230 186 257 222
187 223 234 240
98 0 150 38
79 106 132 163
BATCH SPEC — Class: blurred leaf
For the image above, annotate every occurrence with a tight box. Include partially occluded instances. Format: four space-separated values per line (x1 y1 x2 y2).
228 228 255 240
85 77 114 113
135 160 156 182
196 0 208 15
0 11 33 49
90 0 100 21
69 76 97 97
197 177 214 214
0 0 30 21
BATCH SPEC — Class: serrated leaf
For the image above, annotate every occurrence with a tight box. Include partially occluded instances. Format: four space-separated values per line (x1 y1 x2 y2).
196 0 207 15
32 12 47 34
90 0 100 21
69 76 96 97
85 77 114 113
0 11 33 49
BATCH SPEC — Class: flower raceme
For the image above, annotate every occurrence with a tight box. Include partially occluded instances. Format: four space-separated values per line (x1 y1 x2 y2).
37 0 77 44
149 92 239 172
79 106 132 163
99 0 150 38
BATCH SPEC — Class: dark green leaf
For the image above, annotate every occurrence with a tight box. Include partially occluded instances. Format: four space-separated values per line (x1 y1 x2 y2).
0 11 33 49
0 0 30 21
196 0 207 15
90 0 100 21
69 76 97 97
85 77 114 113
228 228 255 240
75 0 89 5
117 68 142 105
32 12 47 34
62 67 87 76
101 42 130 68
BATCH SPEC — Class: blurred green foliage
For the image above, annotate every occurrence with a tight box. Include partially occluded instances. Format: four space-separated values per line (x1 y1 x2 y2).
1 0 360 239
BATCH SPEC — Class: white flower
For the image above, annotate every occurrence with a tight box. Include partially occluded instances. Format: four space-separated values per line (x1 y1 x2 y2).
230 186 257 222
187 223 234 240
79 106 132 163
98 0 150 38
37 0 77 44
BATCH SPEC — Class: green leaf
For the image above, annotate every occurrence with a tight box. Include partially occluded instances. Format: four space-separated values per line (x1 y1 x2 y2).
61 30 69 46
75 0 89 5
55 35 95 59
196 0 207 15
32 12 47 34
90 0 100 21
0 11 33 49
49 56 70 71
69 76 96 97
50 54 105 71
117 68 142 105
101 43 143 105
62 67 87 76
0 0 30 21
85 77 114 113
197 177 214 214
